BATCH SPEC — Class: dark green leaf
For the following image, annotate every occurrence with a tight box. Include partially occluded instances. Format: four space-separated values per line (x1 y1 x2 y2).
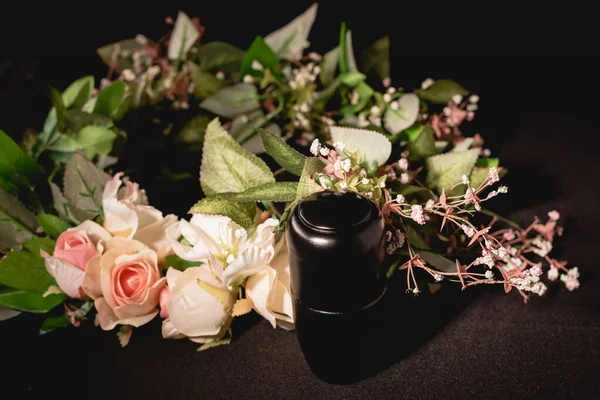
195 41 245 73
338 23 349 74
36 213 71 239
50 126 118 159
341 81 374 114
320 47 339 86
0 237 57 293
407 125 436 160
214 182 298 202
361 36 390 80
61 76 94 109
0 187 38 231
189 62 227 99
405 224 431 249
0 129 44 194
175 116 211 144
199 83 260 119
240 36 280 79
258 128 306 176
417 79 469 104
418 251 457 273
397 185 429 196
475 158 500 168
64 109 114 133
39 314 71 334
0 287 65 314
189 198 256 230
97 39 145 72
94 82 126 118
163 254 202 272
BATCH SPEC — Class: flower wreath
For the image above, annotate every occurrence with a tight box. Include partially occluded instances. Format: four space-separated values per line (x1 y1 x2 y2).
0 4 577 349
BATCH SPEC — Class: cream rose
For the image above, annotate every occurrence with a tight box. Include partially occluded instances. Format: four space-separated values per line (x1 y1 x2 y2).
245 240 294 330
161 266 236 343
43 221 111 298
102 172 177 262
82 237 166 330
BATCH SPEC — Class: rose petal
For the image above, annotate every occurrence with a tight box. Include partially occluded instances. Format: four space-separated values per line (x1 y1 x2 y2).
103 198 137 238
161 318 180 339
44 256 85 299
134 214 178 263
95 297 159 331
103 172 124 201
134 205 164 229
245 267 277 328
113 277 166 320
159 286 171 318
82 255 102 299
74 220 112 244
166 267 183 288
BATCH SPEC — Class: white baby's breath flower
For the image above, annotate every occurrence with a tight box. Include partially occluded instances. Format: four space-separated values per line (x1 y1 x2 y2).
243 75 254 83
121 69 136 81
310 139 321 156
251 60 264 71
390 101 399 110
469 94 480 104
383 93 392 103
452 94 463 104
215 71 225 80
421 78 434 90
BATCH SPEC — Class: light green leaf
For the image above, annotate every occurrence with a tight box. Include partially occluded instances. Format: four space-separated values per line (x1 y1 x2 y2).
402 125 424 142
97 39 145 72
296 157 326 200
0 237 57 293
195 41 245 73
94 82 126 117
189 62 227 99
240 36 280 79
345 30 358 72
213 182 298 202
168 11 200 60
341 81 374 115
0 129 44 195
405 225 430 249
63 152 111 221
50 126 117 159
338 23 349 74
450 137 474 153
330 126 391 167
189 198 256 230
0 187 38 230
199 83 260 119
320 47 339 86
200 118 274 196
425 148 480 194
417 79 469 104
383 93 420 135
176 115 211 145
36 213 71 240
407 125 436 160
258 128 306 176
0 287 65 314
264 3 318 60
475 158 500 168
313 72 366 111
470 167 506 190
339 71 366 87
62 76 94 109
418 251 457 273
64 109 114 133
197 328 233 352
50 87 67 131
230 111 266 143
361 36 390 80
163 254 201 272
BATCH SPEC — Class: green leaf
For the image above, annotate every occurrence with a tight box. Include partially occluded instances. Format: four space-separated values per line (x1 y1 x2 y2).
341 81 374 115
199 83 260 119
397 185 430 196
405 224 430 249
97 39 145 72
418 251 457 273
214 182 298 202
330 126 391 167
339 71 366 87
383 93 420 135
64 109 114 133
0 237 57 293
240 36 280 79
94 82 126 118
50 126 118 159
200 118 274 196
230 111 266 144
470 167 506 190
344 30 358 72
48 182 78 224
197 328 232 352
264 3 318 60
338 23 349 74
475 158 500 168
189 62 227 99
39 314 71 334
402 125 424 142
0 187 38 231
0 213 33 251
313 72 365 112
189 198 256 230
50 87 67 131
425 148 480 194
361 36 390 80
163 254 201 272
36 213 71 239
296 157 326 200
320 47 339 86
61 76 94 109
417 79 469 104
195 41 245 73
175 116 211 144
63 152 111 221
407 125 436 160
0 129 44 194
168 11 200 60
0 287 65 314
258 128 306 176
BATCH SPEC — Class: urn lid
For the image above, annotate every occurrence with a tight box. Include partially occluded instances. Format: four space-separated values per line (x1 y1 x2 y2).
286 189 386 312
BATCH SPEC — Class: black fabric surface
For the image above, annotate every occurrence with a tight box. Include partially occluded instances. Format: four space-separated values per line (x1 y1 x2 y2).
1 3 600 398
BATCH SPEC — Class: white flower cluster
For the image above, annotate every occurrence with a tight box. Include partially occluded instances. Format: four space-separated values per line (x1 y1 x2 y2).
510 266 547 296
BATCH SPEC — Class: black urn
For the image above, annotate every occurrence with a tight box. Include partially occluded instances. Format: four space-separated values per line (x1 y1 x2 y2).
286 189 387 384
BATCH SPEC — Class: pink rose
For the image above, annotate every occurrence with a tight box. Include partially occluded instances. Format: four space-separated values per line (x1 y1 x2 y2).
159 286 171 319
54 230 99 271
43 221 112 299
82 237 166 330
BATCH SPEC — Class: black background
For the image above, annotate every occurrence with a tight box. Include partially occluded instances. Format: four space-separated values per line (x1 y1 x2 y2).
1 1 599 399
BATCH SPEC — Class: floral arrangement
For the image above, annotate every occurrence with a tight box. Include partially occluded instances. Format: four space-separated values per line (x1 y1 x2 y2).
0 4 578 349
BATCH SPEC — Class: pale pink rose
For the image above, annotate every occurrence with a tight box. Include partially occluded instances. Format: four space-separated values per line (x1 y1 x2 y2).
82 237 166 330
43 221 112 299
159 286 171 318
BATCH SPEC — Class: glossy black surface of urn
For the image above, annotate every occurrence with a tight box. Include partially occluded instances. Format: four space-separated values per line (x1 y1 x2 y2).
286 189 387 384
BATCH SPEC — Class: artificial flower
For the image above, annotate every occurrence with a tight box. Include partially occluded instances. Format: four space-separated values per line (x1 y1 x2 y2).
167 214 278 287
102 172 178 263
245 240 294 330
82 237 166 330
161 266 236 343
43 221 111 298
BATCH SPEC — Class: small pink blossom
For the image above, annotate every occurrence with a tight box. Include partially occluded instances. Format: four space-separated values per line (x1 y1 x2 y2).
410 205 425 225
395 194 405 204
547 267 559 281
503 230 516 241
548 210 560 221
487 167 499 185
310 139 320 156
461 224 475 238
400 173 410 184
398 158 409 171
